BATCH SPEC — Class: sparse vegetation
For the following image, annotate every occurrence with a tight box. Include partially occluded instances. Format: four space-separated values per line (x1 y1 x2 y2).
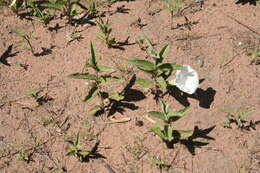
0 0 259 172
148 98 192 148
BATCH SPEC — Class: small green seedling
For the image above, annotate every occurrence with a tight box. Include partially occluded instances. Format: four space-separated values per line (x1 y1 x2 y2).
16 149 33 163
66 132 91 162
129 37 182 99
8 0 24 14
68 41 124 115
148 157 171 170
27 1 53 25
14 30 34 54
148 98 192 148
24 88 41 97
164 0 184 28
40 0 82 24
247 45 260 65
96 17 116 48
85 0 100 18
221 106 254 130
67 29 83 44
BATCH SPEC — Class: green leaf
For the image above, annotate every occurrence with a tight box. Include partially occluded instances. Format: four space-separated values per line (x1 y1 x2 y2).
75 132 80 147
41 2 64 11
96 33 106 41
156 76 167 90
88 105 101 115
150 127 166 140
159 45 169 59
159 98 169 115
136 78 154 88
148 111 166 121
108 93 124 101
144 36 157 58
83 86 98 103
68 73 97 81
24 88 40 97
157 63 173 77
178 130 193 139
98 65 114 72
168 107 190 118
171 64 183 70
128 58 155 72
165 125 173 141
90 41 99 71
79 151 90 156
9 0 23 13
157 44 169 65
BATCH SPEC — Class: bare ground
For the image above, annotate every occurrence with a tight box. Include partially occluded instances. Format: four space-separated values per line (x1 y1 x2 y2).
0 0 260 172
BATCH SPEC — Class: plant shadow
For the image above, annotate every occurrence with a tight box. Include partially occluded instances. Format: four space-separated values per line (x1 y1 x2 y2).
180 125 216 155
34 45 56 57
235 0 258 5
108 74 145 116
0 45 19 66
109 36 136 50
81 141 106 162
168 83 216 109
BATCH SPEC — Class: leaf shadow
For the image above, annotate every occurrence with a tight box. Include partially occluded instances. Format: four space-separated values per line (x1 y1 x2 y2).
34 45 56 57
180 125 216 155
0 45 19 66
109 36 136 50
108 74 145 116
81 141 106 162
235 0 258 5
168 83 216 109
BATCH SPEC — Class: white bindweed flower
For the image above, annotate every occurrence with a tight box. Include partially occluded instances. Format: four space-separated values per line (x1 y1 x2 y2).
174 65 199 94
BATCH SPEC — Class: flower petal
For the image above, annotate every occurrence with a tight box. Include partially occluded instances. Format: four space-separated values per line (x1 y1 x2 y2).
174 65 199 94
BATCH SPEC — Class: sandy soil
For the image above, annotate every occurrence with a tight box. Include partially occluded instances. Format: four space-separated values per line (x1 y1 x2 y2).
0 0 259 172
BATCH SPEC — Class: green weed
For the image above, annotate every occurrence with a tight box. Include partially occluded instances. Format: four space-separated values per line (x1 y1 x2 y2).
66 132 92 161
129 37 182 99
96 17 116 48
68 41 124 115
221 106 256 130
148 98 192 148
13 30 35 54
148 156 171 170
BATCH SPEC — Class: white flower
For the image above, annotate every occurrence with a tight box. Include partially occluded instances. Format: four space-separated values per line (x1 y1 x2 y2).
174 65 199 94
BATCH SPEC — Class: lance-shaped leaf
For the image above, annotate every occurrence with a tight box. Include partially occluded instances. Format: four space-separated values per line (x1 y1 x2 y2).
98 65 114 72
89 41 99 71
41 1 64 11
144 36 157 58
168 107 190 118
75 132 80 147
157 44 169 65
83 85 98 103
88 105 101 115
156 76 167 90
68 73 97 81
171 64 183 70
148 111 166 121
150 127 166 140
128 58 155 72
79 151 91 156
159 98 169 115
136 78 154 88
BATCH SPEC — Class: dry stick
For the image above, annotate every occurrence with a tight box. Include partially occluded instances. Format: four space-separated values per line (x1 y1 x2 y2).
226 15 260 37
